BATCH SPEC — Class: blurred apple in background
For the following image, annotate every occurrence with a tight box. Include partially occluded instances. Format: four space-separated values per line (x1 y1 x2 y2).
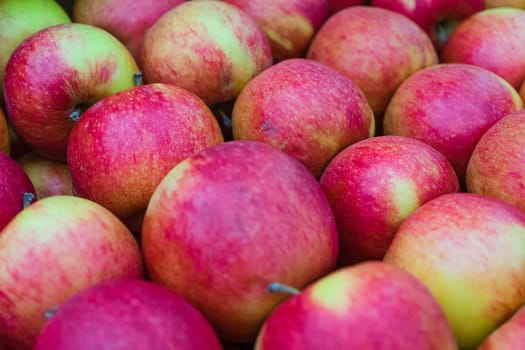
255 262 457 349
327 0 365 14
485 0 525 8
320 135 459 265
232 58 375 178
478 305 525 349
222 0 328 62
384 193 525 349
73 0 185 64
441 8 525 90
33 279 223 350
142 141 339 344
141 0 272 106
0 108 9 155
3 23 139 161
383 63 523 185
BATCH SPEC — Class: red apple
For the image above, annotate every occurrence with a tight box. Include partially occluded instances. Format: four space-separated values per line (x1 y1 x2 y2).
320 135 460 265
3 23 139 161
478 305 525 349
441 8 525 90
327 0 365 14
141 140 339 343
307 6 438 122
232 58 375 178
33 278 223 350
67 83 224 220
222 0 329 61
73 0 185 63
383 63 523 184
255 262 457 349
0 195 144 349
384 193 525 348
141 0 272 106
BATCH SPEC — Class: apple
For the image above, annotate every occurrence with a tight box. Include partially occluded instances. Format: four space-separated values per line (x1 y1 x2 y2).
255 261 457 349
33 278 223 350
327 0 365 14
72 0 185 63
232 58 375 178
383 192 525 349
441 8 525 90
320 135 460 265
383 63 523 185
485 0 525 8
3 23 139 161
67 83 224 220
477 305 525 349
0 195 144 349
370 0 484 49
222 0 329 62
307 6 438 124
0 107 9 155
140 0 272 106
141 140 339 343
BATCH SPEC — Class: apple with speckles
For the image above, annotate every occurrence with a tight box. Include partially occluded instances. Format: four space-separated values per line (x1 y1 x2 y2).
232 58 375 178
478 305 525 349
3 22 139 161
254 262 457 349
384 192 525 349
320 135 459 265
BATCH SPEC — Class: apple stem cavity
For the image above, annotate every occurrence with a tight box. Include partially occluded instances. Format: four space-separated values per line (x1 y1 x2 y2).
133 71 143 87
23 192 35 208
43 306 58 319
267 282 300 295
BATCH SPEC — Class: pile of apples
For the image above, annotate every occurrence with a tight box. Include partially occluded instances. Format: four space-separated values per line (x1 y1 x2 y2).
2 0 525 349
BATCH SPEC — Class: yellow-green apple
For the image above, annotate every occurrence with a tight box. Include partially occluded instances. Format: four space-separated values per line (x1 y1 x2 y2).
0 195 144 349
140 0 272 106
383 192 525 349
328 0 365 14
232 58 375 178
255 261 457 349
383 63 523 185
33 278 223 350
73 0 185 63
477 305 525 349
0 152 36 232
486 0 525 8
66 83 224 222
320 135 460 265
466 110 525 212
17 152 72 199
370 0 484 49
0 108 9 155
3 23 139 161
441 8 525 90
222 0 329 62
141 140 339 343
307 6 438 125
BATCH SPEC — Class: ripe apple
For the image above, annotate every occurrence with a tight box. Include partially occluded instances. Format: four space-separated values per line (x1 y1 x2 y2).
328 0 365 14
0 195 144 349
485 0 525 8
33 278 223 350
255 261 457 349
477 305 525 349
222 0 329 61
0 107 9 155
72 0 185 63
307 6 438 123
142 140 339 343
3 23 139 161
232 58 375 178
141 0 272 106
383 192 525 349
67 83 224 220
320 135 460 265
383 63 523 184
441 8 525 90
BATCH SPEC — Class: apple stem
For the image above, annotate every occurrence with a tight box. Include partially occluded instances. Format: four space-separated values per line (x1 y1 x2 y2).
43 306 58 319
69 106 83 122
267 282 300 295
134 71 143 87
23 192 35 208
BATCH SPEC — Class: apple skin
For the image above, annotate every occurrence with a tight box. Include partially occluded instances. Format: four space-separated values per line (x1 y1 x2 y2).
141 0 273 106
0 195 144 350
307 6 438 120
222 0 329 62
383 192 525 349
33 278 223 350
0 107 9 155
232 58 375 178
67 83 224 220
327 0 365 14
255 261 457 350
441 8 525 90
73 0 185 63
142 140 339 343
3 23 139 161
319 135 460 265
478 305 525 349
383 63 523 185
486 0 525 8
